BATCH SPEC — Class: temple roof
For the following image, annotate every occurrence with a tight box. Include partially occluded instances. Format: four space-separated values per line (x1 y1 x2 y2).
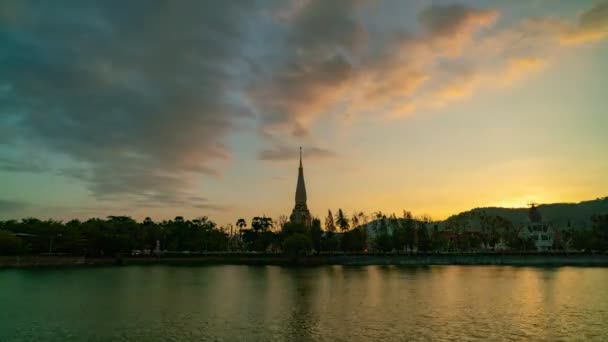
295 147 307 205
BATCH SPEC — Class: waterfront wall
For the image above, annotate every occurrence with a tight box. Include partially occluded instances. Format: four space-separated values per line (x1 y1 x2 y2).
2 253 608 269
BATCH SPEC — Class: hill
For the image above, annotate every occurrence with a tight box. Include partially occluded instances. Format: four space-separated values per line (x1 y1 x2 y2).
442 197 608 230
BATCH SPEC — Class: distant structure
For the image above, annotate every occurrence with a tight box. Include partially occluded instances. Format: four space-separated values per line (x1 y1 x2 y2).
289 147 312 227
521 203 555 251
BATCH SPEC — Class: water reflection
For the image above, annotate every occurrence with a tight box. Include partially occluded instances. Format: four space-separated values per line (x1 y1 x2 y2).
1 266 607 341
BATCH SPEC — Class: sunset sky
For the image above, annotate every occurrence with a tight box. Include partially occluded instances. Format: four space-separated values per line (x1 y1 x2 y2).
1 0 607 225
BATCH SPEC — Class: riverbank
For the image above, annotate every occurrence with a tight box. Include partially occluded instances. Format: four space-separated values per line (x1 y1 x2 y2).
2 253 608 269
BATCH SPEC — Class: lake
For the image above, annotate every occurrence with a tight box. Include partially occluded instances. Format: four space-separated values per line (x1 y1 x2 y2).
1 265 607 341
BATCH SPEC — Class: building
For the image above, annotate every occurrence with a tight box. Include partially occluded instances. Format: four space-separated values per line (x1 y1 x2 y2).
521 204 555 251
289 147 312 227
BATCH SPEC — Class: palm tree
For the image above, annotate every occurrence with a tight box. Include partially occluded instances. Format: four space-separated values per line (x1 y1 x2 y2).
261 216 274 232
335 209 350 232
236 218 247 239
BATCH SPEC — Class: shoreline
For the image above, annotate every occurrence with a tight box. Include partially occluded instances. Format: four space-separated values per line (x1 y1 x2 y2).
2 253 608 269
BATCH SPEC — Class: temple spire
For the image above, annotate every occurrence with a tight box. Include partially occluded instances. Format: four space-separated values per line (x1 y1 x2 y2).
295 147 307 205
290 146 312 227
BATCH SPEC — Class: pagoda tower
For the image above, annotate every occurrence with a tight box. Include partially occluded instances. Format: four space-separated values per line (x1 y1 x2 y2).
289 147 312 227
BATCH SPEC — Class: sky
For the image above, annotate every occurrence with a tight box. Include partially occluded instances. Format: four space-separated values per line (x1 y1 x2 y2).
1 0 607 225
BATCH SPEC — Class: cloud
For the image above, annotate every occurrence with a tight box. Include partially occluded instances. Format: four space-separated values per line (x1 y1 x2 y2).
248 0 364 137
258 145 338 162
0 199 27 213
340 3 500 118
250 1 608 130
1 0 607 214
0 155 47 173
0 0 255 207
500 57 547 85
132 193 228 211
249 2 503 131
418 4 498 55
561 1 608 44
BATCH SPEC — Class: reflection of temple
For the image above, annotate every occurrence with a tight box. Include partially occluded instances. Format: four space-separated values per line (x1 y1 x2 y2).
521 204 555 251
290 147 312 227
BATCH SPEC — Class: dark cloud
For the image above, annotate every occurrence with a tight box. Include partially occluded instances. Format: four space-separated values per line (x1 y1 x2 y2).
258 145 337 161
0 0 255 206
134 192 228 212
0 199 27 213
561 1 608 43
288 0 366 53
418 4 497 38
579 1 608 31
1 0 605 215
0 155 47 173
249 0 364 137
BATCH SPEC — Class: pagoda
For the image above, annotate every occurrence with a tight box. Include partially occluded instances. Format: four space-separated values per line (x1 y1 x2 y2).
289 147 312 227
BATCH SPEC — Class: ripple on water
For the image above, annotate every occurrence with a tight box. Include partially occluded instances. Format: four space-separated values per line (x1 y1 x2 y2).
0 265 607 341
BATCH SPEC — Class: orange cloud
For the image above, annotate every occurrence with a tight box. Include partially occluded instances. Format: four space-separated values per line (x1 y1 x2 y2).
252 1 608 143
561 1 608 44
418 4 499 56
501 57 547 84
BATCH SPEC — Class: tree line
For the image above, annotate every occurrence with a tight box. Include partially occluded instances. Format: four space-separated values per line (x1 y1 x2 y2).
1 210 607 256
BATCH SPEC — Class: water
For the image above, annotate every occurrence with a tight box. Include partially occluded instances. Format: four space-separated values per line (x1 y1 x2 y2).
1 265 607 341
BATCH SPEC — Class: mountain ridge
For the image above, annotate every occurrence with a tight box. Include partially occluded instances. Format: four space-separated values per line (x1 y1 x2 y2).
441 197 608 229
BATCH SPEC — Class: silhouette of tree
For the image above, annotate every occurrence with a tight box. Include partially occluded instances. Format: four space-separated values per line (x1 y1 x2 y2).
335 209 350 232
396 211 415 252
310 218 323 252
374 217 392 252
357 212 369 226
351 213 360 228
283 233 312 258
416 221 431 252
276 215 289 231
251 217 263 232
342 228 366 252
325 210 336 232
0 230 26 255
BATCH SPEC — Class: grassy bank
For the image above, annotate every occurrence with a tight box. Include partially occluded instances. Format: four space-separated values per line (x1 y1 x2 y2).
2 253 608 269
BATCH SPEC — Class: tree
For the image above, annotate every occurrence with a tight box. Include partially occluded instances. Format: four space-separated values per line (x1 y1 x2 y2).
374 217 392 252
282 221 308 237
276 215 289 231
431 225 449 251
357 212 369 226
283 233 312 258
310 218 323 252
251 216 273 233
0 215 230 256
351 213 360 228
236 218 247 230
335 209 350 232
342 228 366 252
242 216 277 252
592 214 608 251
402 213 416 252
417 221 431 252
0 230 26 255
321 231 339 251
261 216 274 232
325 210 336 232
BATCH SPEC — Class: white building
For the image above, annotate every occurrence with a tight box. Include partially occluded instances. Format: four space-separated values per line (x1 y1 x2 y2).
520 204 555 251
